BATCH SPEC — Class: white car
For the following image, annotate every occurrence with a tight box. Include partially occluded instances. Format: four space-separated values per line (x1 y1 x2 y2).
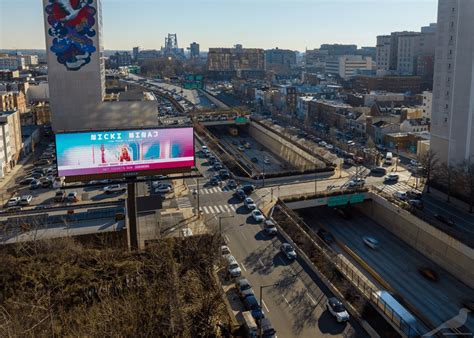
280 243 297 260
264 219 278 235
326 297 350 322
393 191 407 201
325 144 334 150
347 178 365 188
238 145 245 151
67 192 78 202
384 173 399 183
251 209 265 222
103 184 126 194
19 195 33 206
221 245 231 256
155 183 173 194
363 236 380 249
319 141 327 147
264 158 271 165
6 196 21 207
181 228 193 237
244 197 257 210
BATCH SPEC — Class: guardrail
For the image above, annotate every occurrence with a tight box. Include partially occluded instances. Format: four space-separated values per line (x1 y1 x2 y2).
275 201 427 338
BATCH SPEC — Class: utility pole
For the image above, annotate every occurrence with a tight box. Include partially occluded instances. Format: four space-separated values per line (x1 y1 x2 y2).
197 177 200 217
259 283 279 337
262 161 265 188
395 144 399 172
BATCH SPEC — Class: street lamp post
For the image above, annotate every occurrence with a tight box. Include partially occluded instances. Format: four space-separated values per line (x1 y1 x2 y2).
262 161 266 188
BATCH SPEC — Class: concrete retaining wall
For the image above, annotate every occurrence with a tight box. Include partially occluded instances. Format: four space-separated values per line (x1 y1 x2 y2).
356 193 474 288
249 122 325 170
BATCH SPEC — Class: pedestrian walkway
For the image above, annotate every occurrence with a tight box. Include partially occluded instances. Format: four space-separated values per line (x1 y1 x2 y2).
176 196 192 209
374 182 412 195
199 204 236 215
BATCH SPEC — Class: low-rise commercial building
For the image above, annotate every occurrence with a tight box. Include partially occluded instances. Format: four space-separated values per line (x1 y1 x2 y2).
354 74 421 93
400 118 430 133
325 55 372 79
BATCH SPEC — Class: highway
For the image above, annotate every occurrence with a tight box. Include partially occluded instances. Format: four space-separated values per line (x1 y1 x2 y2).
298 206 474 334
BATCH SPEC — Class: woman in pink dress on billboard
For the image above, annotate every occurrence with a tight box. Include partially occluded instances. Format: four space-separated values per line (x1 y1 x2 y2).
119 145 131 162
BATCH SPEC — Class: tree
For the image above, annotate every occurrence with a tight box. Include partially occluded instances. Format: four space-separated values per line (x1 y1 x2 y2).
459 159 474 213
417 150 439 193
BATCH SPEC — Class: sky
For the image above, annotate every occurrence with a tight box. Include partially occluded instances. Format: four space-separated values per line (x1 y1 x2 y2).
0 0 438 51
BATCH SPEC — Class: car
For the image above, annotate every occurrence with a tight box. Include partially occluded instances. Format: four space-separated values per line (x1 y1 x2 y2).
219 169 230 180
251 210 265 222
408 199 424 210
241 184 255 194
263 219 277 235
393 191 408 201
66 192 78 202
181 228 193 237
238 145 245 151
434 213 455 227
6 196 21 207
244 197 257 210
209 176 220 186
317 229 335 244
19 195 33 206
31 172 44 179
406 190 422 200
251 157 259 163
243 295 264 320
410 159 420 167
225 255 241 278
363 236 379 249
318 141 327 147
221 245 231 256
384 173 399 183
326 297 350 322
19 177 35 185
343 158 355 166
281 243 297 260
6 206 23 212
104 184 126 194
54 191 66 202
213 162 223 171
41 177 54 188
347 178 365 188
325 144 334 150
155 183 173 194
234 189 246 200
264 158 271 165
235 278 255 298
208 155 216 164
227 179 237 189
370 167 387 175
30 180 42 190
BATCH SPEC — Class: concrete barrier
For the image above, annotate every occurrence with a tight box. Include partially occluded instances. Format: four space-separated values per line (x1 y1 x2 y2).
357 192 474 288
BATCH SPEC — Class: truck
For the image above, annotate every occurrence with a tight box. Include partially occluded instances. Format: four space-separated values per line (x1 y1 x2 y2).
385 152 393 165
242 310 258 338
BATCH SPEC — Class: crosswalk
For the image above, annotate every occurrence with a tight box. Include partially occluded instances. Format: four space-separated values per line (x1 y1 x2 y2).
345 166 369 178
190 186 234 195
374 182 413 195
176 196 193 209
199 204 237 215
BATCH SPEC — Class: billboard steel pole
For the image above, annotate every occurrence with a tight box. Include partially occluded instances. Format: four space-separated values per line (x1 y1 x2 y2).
127 182 139 250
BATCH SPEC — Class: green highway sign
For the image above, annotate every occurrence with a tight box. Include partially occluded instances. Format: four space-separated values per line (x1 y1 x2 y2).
235 117 248 124
328 193 365 207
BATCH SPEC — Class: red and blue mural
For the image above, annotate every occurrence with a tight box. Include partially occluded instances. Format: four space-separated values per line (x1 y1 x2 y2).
45 0 97 71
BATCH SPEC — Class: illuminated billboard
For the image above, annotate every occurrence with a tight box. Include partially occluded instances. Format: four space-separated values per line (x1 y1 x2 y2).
55 127 194 180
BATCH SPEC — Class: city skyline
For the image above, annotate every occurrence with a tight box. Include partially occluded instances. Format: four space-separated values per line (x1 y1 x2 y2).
1 0 438 51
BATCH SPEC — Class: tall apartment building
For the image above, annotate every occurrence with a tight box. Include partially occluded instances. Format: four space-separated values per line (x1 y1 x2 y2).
265 48 296 75
397 33 422 75
22 55 39 67
132 47 140 61
325 56 372 79
376 35 391 71
431 0 474 167
189 42 200 59
0 56 26 70
42 0 156 131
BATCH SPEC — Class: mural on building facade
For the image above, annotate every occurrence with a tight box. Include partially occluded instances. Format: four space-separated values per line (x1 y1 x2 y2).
45 0 97 71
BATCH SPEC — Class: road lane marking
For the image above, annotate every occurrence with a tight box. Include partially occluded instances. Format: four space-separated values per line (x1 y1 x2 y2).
262 299 270 312
241 232 247 240
258 258 264 267
224 235 230 243
219 205 226 212
202 206 209 214
282 295 292 309
241 262 247 271
306 293 317 305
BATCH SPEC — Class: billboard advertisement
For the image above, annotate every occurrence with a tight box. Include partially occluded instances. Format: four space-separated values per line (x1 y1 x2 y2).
55 127 194 179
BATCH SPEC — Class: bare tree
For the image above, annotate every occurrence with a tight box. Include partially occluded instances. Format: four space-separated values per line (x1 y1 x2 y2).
417 150 439 193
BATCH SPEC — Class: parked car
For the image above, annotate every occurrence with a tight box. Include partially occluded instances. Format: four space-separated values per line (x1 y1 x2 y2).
213 162 223 171
238 145 245 151
235 278 254 298
251 157 259 163
243 294 264 320
393 191 408 201
54 191 66 202
209 176 220 186
406 190 422 200
6 196 21 207
434 213 455 227
104 184 126 194
241 184 255 194
244 197 257 210
281 243 297 260
263 219 277 235
181 228 193 237
225 254 241 278
227 179 237 189
221 245 231 256
363 236 379 249
317 229 335 244
19 195 33 206
370 167 386 175
384 173 399 183
219 169 230 180
208 155 216 164
20 177 35 185
251 210 265 222
30 180 42 190
155 183 173 194
66 192 78 202
234 189 246 201
347 178 365 188
326 297 350 322
264 158 271 165
408 199 424 210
